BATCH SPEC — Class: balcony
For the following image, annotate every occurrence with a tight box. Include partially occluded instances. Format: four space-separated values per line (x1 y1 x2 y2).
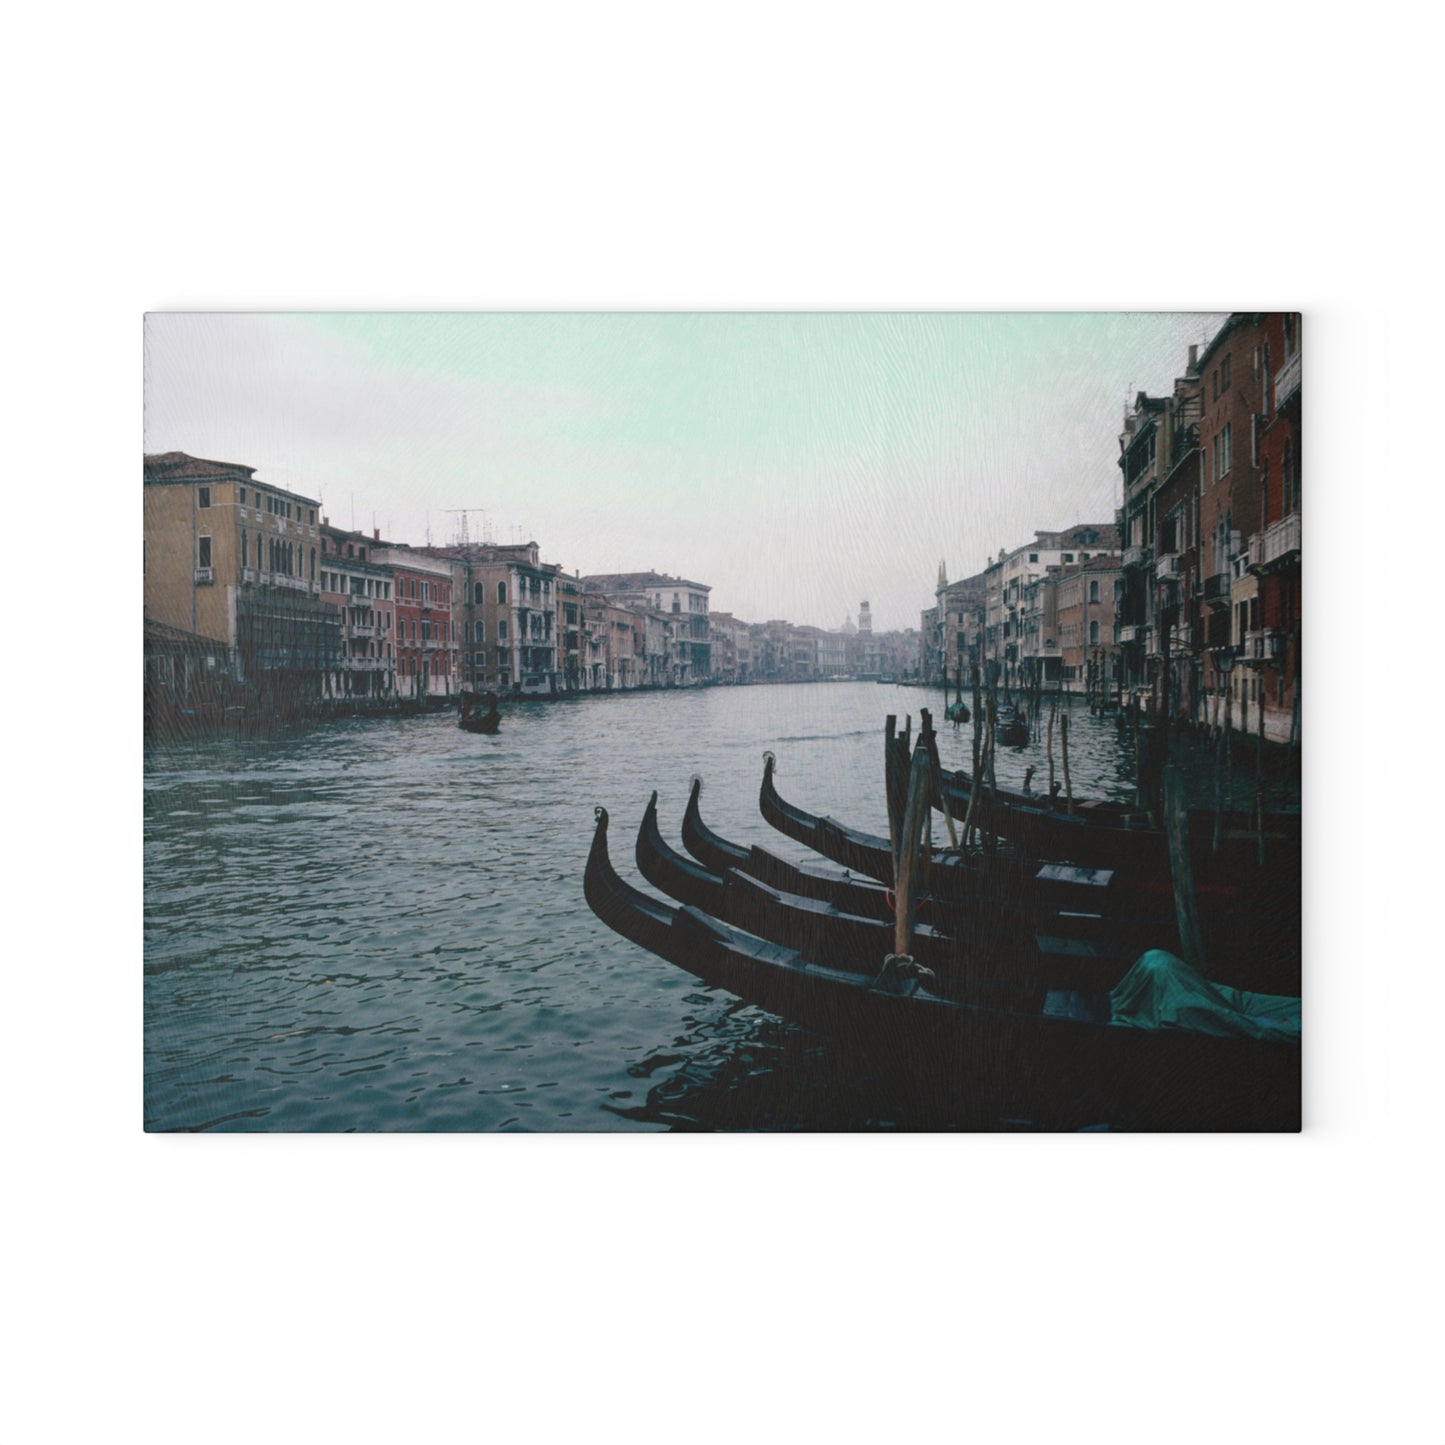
241 567 256 584
1123 543 1154 570
1156 552 1181 581
1250 513 1302 573
1244 628 1285 664
348 625 375 639
193 567 214 585
1118 624 1139 645
258 572 313 593
1274 352 1301 411
1203 572 1231 607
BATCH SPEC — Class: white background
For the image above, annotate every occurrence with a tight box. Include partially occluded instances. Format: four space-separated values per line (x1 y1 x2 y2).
6 3 1440 1443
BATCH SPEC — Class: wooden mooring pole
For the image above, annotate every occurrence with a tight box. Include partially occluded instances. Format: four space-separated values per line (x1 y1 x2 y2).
1164 764 1207 972
894 739 934 960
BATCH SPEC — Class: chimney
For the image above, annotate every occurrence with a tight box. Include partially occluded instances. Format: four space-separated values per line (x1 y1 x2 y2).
1188 344 1199 370
374 528 380 541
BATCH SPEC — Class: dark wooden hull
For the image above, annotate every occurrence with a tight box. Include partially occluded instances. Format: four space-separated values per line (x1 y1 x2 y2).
458 713 500 733
585 806 1300 1130
757 757 1300 994
938 767 1300 884
639 792 1138 1001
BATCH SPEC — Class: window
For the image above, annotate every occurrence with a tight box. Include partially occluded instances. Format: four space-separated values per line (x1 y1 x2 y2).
1213 422 1233 481
1062 553 1074 563
1261 463 1270 529
310 509 316 524
1090 621 1100 646
1283 439 1294 513
474 621 485 644
1029 553 1038 563
499 620 508 640
498 581 507 605
1089 580 1099 604
1221 354 1231 392
197 487 211 508
198 536 212 567
241 532 248 568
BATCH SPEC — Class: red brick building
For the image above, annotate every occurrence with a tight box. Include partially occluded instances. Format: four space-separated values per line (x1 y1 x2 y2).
373 544 458 700
1196 314 1267 721
1248 312 1302 740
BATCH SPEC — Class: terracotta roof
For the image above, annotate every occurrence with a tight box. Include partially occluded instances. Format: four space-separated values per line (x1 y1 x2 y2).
582 571 710 593
143 451 257 484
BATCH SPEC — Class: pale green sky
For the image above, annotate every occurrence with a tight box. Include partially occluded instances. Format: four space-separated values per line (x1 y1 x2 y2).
144 311 1224 630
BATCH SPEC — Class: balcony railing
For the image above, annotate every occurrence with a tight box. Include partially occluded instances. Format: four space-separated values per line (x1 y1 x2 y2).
1156 552 1181 580
1244 628 1286 664
1203 572 1230 606
193 567 214 584
241 567 256 584
1118 624 1139 645
1274 352 1301 411
1250 512 1302 572
1123 543 1154 570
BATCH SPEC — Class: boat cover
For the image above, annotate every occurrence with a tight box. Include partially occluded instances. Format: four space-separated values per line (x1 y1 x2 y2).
1108 950 1301 1043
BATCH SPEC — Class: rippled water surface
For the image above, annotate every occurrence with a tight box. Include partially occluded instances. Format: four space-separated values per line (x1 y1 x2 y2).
145 682 1209 1131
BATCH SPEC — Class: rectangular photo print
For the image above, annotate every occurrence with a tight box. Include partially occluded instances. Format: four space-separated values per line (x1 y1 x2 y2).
143 312 1302 1131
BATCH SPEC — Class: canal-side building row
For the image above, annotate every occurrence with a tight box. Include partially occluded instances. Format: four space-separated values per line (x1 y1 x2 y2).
926 312 1300 742
146 455 912 720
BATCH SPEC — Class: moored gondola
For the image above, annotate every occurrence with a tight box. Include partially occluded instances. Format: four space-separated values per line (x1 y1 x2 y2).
937 764 1300 880
638 792 1145 1000
585 804 1301 1130
702 778 1299 995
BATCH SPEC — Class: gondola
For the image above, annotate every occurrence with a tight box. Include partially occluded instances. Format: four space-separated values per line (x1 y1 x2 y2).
637 792 1148 1001
944 669 970 726
458 689 501 734
693 778 1299 995
937 764 1300 879
585 805 1301 1130
994 704 1029 747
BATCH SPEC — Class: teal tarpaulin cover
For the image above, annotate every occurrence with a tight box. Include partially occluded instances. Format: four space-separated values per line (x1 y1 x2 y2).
1109 950 1301 1043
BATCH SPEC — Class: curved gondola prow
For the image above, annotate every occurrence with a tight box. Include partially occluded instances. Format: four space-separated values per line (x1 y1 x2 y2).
683 776 749 873
585 805 680 960
636 792 727 914
759 749 817 849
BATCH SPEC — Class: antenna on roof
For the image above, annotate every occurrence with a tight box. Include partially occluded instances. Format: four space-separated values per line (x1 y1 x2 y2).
445 508 487 546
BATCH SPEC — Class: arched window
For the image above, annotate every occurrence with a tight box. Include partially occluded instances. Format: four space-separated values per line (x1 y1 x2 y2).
241 531 248 568
310 548 316 581
498 581 507 605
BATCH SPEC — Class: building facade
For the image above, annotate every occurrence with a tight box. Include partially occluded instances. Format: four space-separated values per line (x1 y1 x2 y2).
144 452 338 709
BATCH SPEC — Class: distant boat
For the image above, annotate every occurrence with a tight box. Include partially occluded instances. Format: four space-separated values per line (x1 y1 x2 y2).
458 689 501 734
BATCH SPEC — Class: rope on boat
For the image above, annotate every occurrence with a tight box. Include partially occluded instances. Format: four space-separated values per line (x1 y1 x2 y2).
868 953 935 998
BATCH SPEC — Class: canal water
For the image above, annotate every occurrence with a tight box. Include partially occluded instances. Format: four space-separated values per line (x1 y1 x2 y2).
143 681 1267 1132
